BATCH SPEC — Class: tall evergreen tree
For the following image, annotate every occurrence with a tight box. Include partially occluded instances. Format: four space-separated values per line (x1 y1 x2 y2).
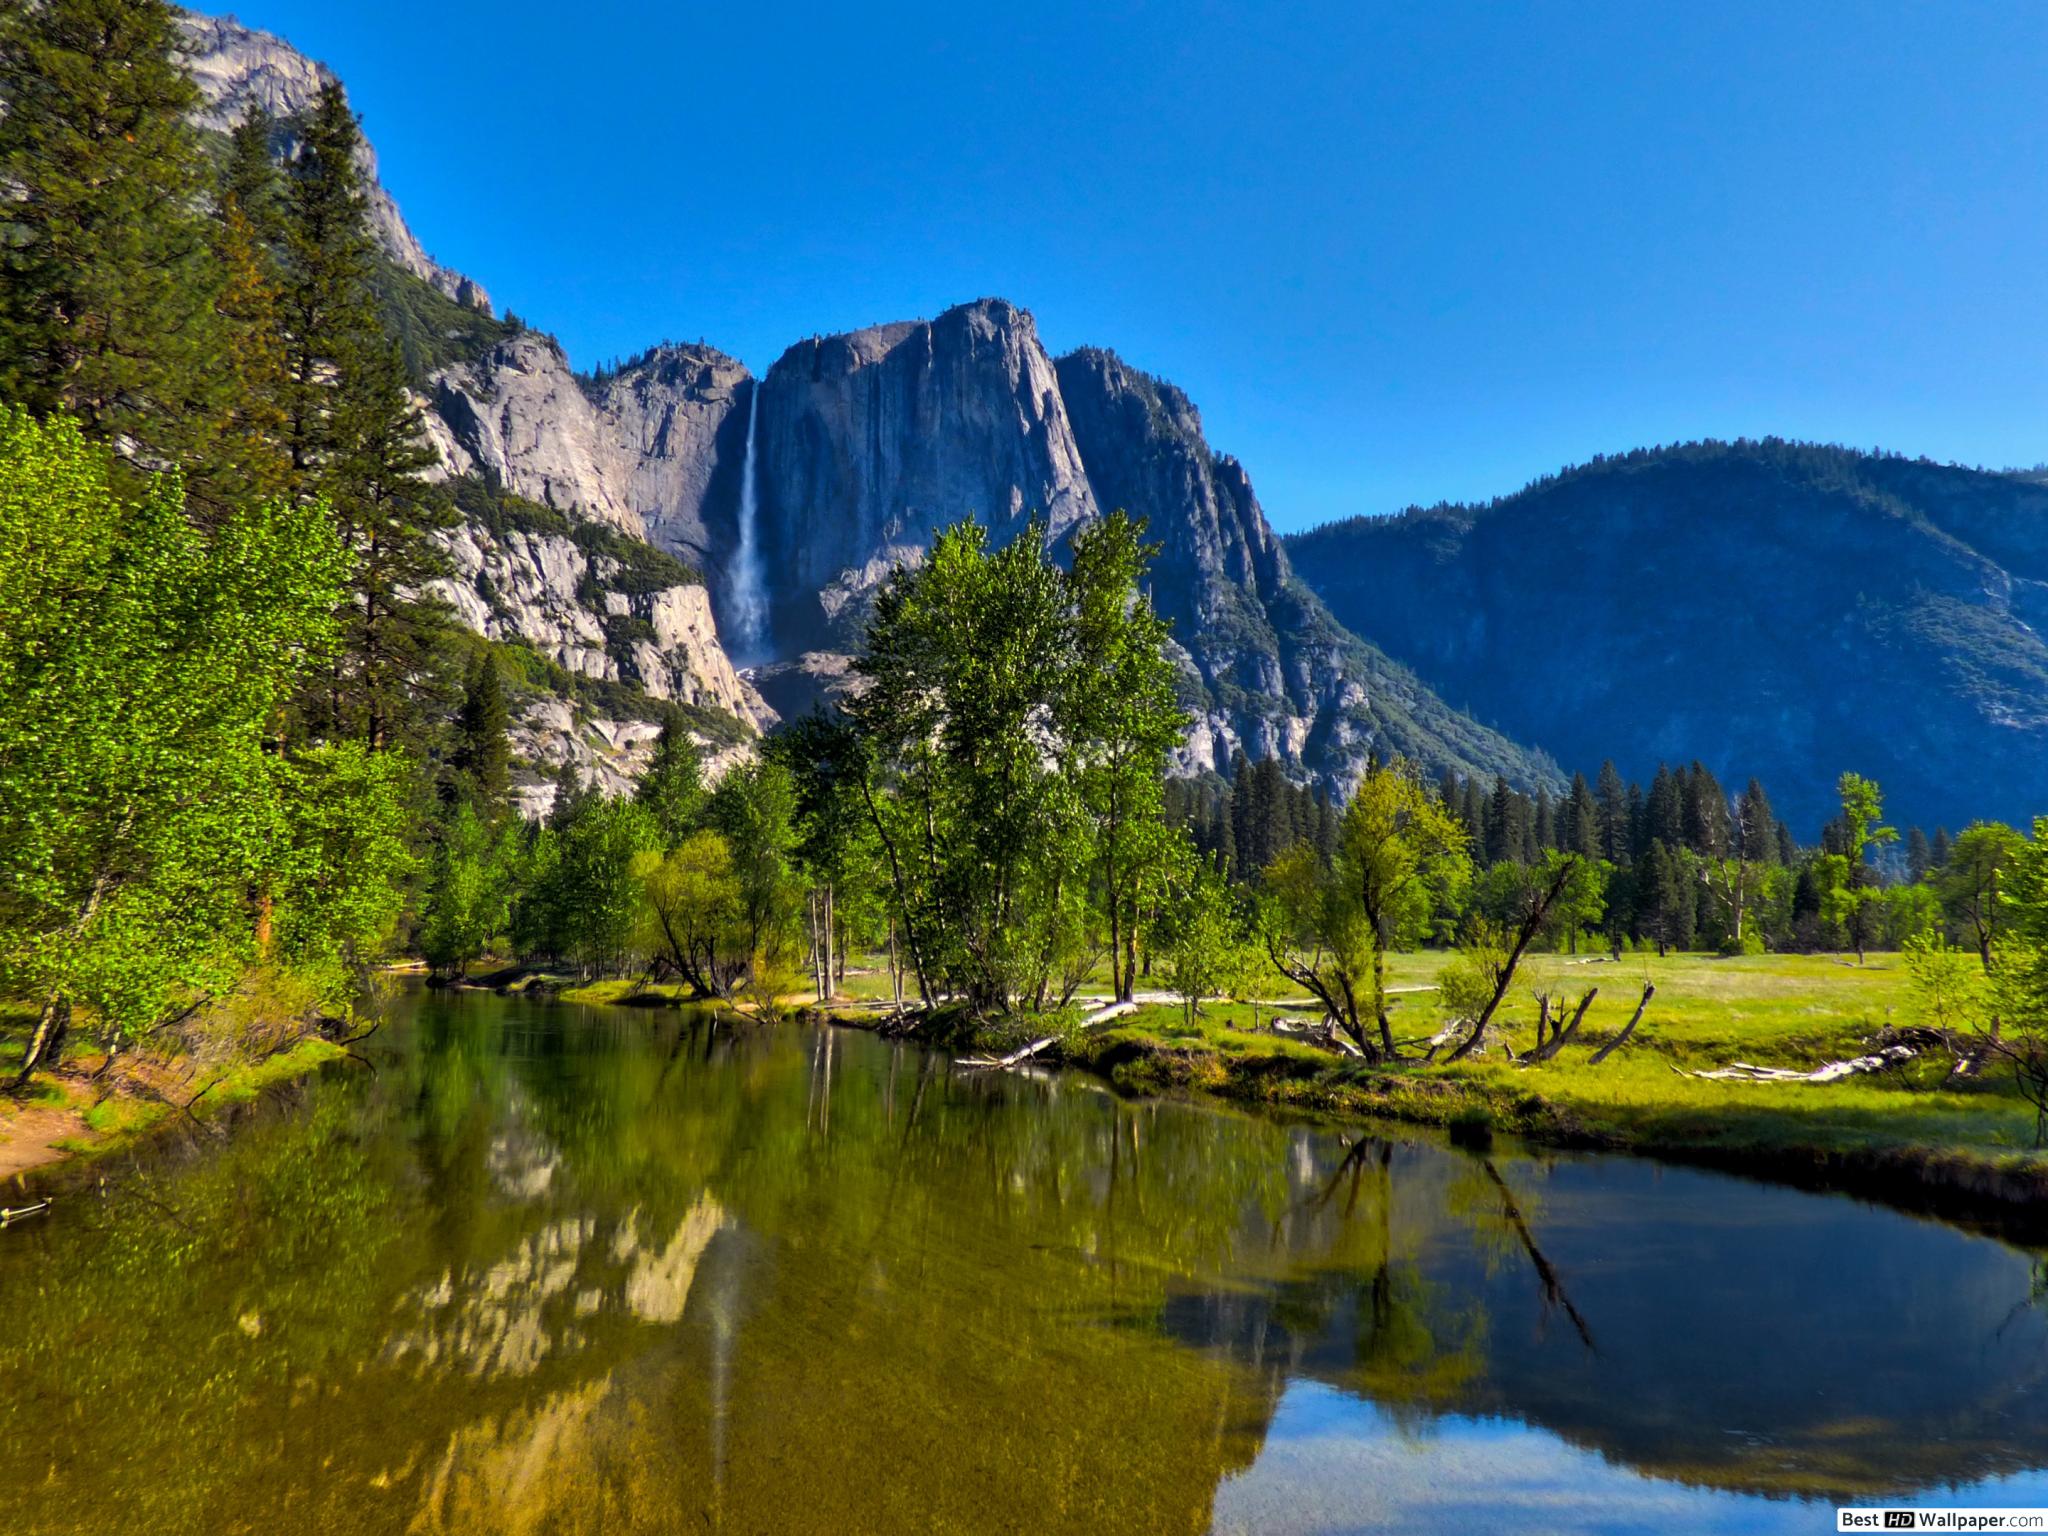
450 652 512 814
0 0 225 474
1737 777 1778 865
1647 764 1686 851
1227 749 1254 877
1906 826 1932 885
1484 775 1518 866
278 82 456 749
1683 762 1730 857
1563 772 1600 857
1461 776 1487 851
208 108 292 506
1595 760 1630 863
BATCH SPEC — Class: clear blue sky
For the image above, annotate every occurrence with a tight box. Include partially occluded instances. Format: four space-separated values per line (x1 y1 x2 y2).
231 0 2048 531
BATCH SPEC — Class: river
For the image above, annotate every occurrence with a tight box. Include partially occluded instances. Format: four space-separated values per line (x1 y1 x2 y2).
2 982 2045 1534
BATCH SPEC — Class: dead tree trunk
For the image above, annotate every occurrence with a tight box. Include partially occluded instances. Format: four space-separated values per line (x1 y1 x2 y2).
1445 856 1581 1063
1524 989 1598 1064
1586 982 1656 1065
10 996 71 1092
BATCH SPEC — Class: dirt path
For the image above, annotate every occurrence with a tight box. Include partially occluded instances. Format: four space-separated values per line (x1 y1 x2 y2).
0 1099 87 1183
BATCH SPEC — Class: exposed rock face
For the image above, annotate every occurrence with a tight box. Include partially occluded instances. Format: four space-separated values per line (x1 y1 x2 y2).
435 522 770 726
429 333 642 533
585 345 753 571
726 305 1554 792
1285 442 2048 832
178 15 491 312
1054 346 1557 791
752 300 1099 654
428 339 753 574
173 14 1558 802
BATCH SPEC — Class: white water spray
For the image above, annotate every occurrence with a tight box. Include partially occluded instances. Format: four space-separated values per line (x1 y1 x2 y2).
729 381 768 662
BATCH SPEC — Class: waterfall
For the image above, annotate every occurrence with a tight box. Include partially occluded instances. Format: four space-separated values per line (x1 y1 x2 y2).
729 380 768 663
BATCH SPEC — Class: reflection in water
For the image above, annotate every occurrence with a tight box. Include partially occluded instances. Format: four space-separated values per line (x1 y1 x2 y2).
2 985 2046 1534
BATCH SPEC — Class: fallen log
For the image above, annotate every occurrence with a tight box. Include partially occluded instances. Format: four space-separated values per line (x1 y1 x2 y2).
958 1001 1139 1070
1690 1045 1916 1082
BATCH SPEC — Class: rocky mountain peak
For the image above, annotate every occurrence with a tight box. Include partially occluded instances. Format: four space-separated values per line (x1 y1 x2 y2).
752 296 1098 655
177 13 491 313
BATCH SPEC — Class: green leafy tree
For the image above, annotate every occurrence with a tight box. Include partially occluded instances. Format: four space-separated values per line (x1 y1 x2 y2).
1163 862 1254 1029
636 831 749 998
419 800 520 978
0 412 348 1079
1822 772 1898 964
272 742 417 999
1068 513 1190 1001
568 797 661 976
1938 822 2025 969
706 758 803 985
847 521 1088 1014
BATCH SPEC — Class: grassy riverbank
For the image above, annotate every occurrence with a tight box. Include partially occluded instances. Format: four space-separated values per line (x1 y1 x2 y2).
796 950 2048 1214
1071 953 2048 1212
0 1000 347 1186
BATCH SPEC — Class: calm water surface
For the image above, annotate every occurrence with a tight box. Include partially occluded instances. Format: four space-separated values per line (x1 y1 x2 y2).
3 984 2047 1534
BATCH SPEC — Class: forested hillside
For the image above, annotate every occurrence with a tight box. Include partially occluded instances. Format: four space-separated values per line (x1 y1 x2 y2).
1286 440 2048 834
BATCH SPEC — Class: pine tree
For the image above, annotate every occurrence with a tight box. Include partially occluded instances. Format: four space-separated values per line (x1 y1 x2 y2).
1648 765 1685 851
636 719 706 849
1485 775 1516 866
1564 772 1600 857
1737 777 1778 865
1596 760 1629 863
204 107 294 507
1906 826 1932 885
451 652 512 814
1683 762 1730 857
1227 749 1254 877
1533 787 1556 855
1252 757 1292 873
0 0 225 474
279 82 456 749
1930 826 1952 871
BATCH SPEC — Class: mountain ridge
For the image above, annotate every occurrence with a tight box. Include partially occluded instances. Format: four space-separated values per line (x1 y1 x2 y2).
1285 437 2048 832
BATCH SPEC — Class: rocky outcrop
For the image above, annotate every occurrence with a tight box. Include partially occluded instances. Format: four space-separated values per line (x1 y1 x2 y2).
429 334 643 533
1054 346 1557 792
586 345 752 570
178 15 491 312
173 14 1558 802
435 522 770 725
751 300 1098 654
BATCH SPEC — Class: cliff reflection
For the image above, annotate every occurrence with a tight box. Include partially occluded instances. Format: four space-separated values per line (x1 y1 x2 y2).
1 987 2045 1536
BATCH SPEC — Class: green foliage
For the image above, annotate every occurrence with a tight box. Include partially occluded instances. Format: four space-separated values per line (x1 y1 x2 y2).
418 800 521 977
449 652 512 814
272 742 417 999
636 721 708 848
0 412 349 1046
706 759 803 970
837 516 1196 1015
1162 863 1257 1028
0 0 225 478
367 257 516 383
636 831 749 997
